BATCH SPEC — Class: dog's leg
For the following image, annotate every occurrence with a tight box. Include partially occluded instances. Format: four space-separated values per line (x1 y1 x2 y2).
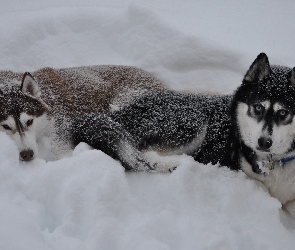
116 139 156 172
241 143 262 174
72 113 155 172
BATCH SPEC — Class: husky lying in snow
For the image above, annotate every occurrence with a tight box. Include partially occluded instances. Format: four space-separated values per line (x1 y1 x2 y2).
233 53 295 218
73 53 295 217
0 66 163 161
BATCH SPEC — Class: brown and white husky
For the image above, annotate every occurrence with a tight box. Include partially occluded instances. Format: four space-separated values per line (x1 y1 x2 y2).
0 66 163 163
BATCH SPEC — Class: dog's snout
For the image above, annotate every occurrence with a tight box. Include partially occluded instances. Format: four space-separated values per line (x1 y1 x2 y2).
258 137 272 150
20 150 34 161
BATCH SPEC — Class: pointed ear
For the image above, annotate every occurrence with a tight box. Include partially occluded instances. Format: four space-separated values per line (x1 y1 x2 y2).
20 72 40 98
288 67 295 87
243 53 271 82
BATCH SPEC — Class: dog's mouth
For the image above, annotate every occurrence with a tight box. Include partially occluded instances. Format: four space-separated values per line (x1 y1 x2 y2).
19 157 35 162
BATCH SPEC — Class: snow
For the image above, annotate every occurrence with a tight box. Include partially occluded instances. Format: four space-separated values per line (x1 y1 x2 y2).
0 0 295 249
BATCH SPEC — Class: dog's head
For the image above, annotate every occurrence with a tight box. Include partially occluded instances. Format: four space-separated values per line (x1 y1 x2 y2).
233 53 295 158
0 73 50 161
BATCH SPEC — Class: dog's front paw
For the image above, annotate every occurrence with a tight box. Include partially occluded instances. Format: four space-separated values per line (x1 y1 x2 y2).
135 157 156 172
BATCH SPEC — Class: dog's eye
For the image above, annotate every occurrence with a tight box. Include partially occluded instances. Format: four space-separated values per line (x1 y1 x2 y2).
2 124 11 130
254 104 264 114
278 109 288 119
26 119 34 126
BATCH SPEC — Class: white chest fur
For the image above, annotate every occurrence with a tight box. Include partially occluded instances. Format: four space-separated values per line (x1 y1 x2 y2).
241 156 295 217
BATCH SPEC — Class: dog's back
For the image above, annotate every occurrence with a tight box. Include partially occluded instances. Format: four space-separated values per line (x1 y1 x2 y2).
111 91 233 164
36 65 164 116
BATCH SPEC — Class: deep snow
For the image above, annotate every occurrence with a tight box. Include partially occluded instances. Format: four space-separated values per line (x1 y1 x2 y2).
1 0 295 249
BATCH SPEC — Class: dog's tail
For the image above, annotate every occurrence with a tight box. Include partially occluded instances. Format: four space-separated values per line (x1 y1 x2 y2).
72 113 155 172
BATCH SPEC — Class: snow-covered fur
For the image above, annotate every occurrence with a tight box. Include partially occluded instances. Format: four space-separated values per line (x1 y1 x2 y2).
0 66 164 161
72 91 233 171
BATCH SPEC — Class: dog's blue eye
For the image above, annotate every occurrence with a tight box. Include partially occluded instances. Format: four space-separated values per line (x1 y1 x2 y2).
278 110 288 117
254 104 264 113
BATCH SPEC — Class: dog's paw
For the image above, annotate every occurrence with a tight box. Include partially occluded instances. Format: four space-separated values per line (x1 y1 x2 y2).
136 158 156 172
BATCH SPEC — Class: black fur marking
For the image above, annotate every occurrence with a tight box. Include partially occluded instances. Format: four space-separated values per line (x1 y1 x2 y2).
15 117 24 134
0 88 48 119
241 143 261 174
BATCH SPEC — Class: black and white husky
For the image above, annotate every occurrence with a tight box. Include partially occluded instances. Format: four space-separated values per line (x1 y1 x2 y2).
0 66 163 161
233 53 295 218
73 53 295 217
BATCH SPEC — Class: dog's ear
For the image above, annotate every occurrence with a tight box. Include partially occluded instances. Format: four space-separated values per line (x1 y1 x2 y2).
20 72 40 98
243 53 271 83
288 67 295 87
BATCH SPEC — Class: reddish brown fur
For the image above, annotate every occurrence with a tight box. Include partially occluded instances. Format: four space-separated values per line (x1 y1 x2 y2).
34 66 164 118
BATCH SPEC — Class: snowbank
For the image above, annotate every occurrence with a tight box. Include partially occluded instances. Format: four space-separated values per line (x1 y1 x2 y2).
0 133 295 250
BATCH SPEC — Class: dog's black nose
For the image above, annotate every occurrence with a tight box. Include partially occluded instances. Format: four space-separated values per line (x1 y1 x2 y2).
258 137 272 150
20 150 34 161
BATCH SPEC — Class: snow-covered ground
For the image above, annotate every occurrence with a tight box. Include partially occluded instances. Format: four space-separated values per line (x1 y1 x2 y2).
1 1 295 249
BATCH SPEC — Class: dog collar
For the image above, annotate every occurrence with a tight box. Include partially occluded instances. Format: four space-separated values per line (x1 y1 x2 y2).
280 155 295 164
262 155 295 172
